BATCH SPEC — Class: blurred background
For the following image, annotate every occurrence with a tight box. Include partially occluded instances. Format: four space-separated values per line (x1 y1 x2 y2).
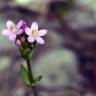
0 0 96 96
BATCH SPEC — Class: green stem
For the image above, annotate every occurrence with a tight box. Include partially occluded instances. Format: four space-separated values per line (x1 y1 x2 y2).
26 60 37 96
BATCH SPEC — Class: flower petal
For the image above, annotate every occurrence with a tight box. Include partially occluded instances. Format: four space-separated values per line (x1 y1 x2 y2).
25 27 32 35
31 22 38 31
38 29 47 36
17 29 23 35
27 36 35 43
6 20 14 29
9 34 16 41
1 29 10 36
36 37 44 44
16 20 23 29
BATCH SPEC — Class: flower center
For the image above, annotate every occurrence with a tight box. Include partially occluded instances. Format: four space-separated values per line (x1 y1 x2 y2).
11 24 16 33
32 29 38 37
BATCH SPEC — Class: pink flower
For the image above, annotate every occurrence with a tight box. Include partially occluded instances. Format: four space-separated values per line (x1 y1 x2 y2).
1 20 24 41
25 22 47 44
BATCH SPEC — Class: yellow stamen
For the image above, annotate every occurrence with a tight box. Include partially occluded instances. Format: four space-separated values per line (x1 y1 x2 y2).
11 24 16 33
32 29 38 37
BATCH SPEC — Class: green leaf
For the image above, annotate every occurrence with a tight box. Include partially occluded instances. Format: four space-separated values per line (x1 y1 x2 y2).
20 64 31 85
34 75 43 82
29 75 42 86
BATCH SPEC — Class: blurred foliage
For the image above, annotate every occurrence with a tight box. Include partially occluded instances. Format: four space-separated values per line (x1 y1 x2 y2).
13 0 50 13
14 88 25 96
15 0 32 5
0 57 11 71
47 29 63 46
48 0 75 17
33 48 78 88
76 0 96 11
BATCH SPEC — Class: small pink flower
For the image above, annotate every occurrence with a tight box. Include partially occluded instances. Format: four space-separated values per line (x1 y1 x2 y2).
25 22 47 44
15 39 22 46
1 20 24 41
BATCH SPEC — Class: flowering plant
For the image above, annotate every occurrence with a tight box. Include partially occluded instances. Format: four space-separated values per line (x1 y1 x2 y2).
1 20 47 96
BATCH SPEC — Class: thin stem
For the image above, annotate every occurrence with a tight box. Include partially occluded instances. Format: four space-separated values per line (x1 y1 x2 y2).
26 60 37 96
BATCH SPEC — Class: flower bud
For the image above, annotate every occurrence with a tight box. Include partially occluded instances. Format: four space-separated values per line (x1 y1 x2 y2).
20 21 27 31
15 39 22 46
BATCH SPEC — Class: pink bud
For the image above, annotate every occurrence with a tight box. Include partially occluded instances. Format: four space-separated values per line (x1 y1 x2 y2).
20 21 27 31
15 39 21 46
